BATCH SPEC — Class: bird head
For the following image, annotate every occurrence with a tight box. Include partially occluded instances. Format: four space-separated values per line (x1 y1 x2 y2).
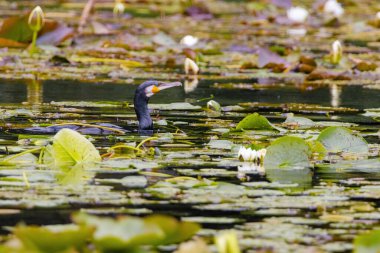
136 80 182 99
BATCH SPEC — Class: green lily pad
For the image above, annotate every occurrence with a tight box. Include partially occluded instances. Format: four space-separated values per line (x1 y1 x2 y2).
236 113 273 130
14 224 94 253
354 229 380 253
43 129 101 169
144 215 201 245
73 213 164 251
72 213 199 250
317 126 368 153
263 136 311 169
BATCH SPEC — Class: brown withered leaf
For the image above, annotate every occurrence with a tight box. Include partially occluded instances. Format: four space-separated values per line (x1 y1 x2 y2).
0 38 27 48
306 69 351 81
353 61 378 72
258 48 290 72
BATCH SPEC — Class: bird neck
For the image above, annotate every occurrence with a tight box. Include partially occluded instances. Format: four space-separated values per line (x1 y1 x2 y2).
134 95 153 131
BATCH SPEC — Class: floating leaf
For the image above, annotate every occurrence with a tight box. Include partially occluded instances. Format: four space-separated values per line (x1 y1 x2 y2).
283 114 316 129
14 224 94 253
43 128 101 169
257 48 289 72
317 126 368 153
207 140 233 150
73 213 164 251
353 229 380 253
264 136 311 169
145 215 201 245
236 113 273 130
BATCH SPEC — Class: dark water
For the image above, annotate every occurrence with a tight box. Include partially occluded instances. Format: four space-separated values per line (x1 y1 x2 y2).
0 79 379 110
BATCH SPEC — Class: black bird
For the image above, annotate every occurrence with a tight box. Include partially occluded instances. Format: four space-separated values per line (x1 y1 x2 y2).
134 80 182 134
23 80 181 135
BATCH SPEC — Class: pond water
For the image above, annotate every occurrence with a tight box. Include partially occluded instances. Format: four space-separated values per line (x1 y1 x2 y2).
0 78 379 252
1 78 379 109
0 0 379 250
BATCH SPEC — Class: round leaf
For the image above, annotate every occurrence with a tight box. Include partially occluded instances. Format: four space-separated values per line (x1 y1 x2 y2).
43 128 101 168
264 136 311 169
236 113 273 130
317 126 368 153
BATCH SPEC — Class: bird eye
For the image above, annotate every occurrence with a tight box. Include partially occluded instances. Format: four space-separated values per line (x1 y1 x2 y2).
152 85 160 94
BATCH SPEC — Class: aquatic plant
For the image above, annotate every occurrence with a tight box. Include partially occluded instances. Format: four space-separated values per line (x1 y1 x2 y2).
184 57 199 75
330 40 342 65
324 0 344 17
113 1 125 19
180 35 199 47
287 6 309 23
215 230 241 253
28 6 45 54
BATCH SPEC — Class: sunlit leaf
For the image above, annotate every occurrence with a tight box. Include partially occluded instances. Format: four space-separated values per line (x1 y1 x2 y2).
73 213 163 250
354 229 380 253
236 113 273 130
145 215 200 245
14 224 94 253
317 126 368 153
264 136 311 169
43 128 101 168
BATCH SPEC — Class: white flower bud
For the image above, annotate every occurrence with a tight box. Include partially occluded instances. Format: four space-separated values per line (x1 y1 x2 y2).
184 58 199 75
207 100 221 112
113 2 125 18
180 35 199 47
287 7 309 24
324 0 344 17
331 40 343 65
28 6 45 32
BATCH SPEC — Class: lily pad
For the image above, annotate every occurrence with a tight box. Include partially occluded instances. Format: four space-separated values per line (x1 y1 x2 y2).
354 229 380 253
236 113 273 130
14 224 94 253
317 126 368 153
264 136 311 169
43 129 101 169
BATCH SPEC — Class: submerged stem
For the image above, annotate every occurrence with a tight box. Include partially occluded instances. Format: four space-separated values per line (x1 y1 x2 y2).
51 123 125 134
136 137 158 150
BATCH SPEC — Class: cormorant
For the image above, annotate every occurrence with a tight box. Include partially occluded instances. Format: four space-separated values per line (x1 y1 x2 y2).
24 80 182 135
134 80 182 134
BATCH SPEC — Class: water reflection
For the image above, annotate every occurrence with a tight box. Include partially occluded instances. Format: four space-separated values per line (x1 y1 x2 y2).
25 79 43 105
330 84 342 107
184 77 199 93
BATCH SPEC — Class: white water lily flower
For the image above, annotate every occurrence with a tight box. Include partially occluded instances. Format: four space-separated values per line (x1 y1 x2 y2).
257 148 267 160
331 40 342 65
184 58 199 75
180 35 199 47
324 0 344 17
238 147 257 162
287 7 309 24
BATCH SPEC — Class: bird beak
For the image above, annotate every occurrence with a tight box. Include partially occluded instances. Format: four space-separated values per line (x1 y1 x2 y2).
156 81 182 92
